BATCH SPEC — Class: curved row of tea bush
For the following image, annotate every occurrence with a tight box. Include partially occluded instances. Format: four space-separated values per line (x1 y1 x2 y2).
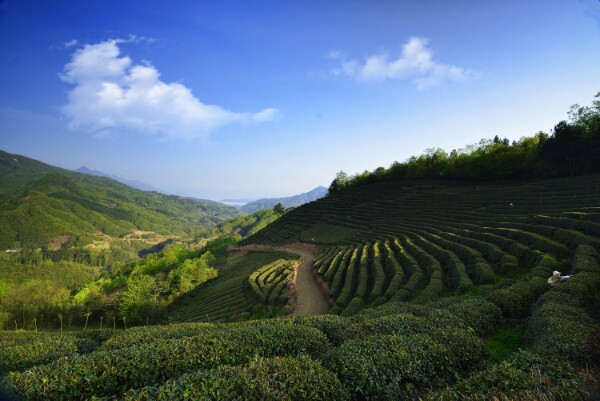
246 259 293 305
122 355 348 401
3 323 328 400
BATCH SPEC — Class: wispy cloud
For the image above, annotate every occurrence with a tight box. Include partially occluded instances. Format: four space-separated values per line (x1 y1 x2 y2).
60 38 277 140
63 39 79 49
330 37 476 89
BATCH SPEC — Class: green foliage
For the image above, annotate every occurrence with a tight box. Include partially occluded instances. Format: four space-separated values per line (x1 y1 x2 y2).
0 333 80 372
486 328 524 361
119 274 159 325
325 92 600 192
214 209 281 238
526 295 594 363
169 251 298 323
3 323 329 400
424 350 593 401
324 331 488 400
273 202 285 214
286 315 349 346
123 355 348 401
485 277 548 318
0 150 240 250
246 259 294 306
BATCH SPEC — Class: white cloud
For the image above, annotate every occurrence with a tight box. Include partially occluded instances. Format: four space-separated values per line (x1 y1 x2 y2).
60 39 277 139
63 39 78 49
331 37 475 89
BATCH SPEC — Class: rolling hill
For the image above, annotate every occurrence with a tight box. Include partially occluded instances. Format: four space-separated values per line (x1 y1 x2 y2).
0 150 241 250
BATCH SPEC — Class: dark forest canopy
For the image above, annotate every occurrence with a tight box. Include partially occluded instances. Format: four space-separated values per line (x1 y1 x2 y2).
329 92 600 194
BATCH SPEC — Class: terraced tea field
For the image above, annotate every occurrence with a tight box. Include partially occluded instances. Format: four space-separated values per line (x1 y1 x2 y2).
242 175 600 314
2 175 599 400
168 250 298 322
244 175 600 246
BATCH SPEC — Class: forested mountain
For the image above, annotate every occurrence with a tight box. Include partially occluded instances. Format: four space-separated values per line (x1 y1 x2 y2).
240 186 327 213
0 150 241 251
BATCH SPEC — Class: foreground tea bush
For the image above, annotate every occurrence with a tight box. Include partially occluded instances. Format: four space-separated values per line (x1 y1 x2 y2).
424 350 594 401
526 275 596 364
2 324 328 400
0 335 81 373
101 322 216 350
123 355 348 401
284 314 349 346
324 331 488 400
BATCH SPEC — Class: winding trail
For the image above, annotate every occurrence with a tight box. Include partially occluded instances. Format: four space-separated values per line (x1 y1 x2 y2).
238 243 330 316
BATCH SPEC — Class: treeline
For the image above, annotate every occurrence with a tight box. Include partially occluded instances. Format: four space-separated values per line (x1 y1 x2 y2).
329 92 600 193
0 236 236 330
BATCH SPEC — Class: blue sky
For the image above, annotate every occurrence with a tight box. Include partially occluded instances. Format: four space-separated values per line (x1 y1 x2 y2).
1 0 600 200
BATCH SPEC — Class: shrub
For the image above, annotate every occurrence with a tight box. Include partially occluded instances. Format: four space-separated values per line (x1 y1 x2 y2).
529 254 559 278
552 272 600 304
325 331 487 400
442 298 504 337
345 313 440 340
429 327 490 372
324 334 455 400
285 315 349 346
101 323 217 350
3 323 329 400
526 301 593 363
340 297 364 317
485 277 547 318
0 335 80 373
571 244 599 274
471 261 496 284
123 355 348 401
424 350 592 401
485 288 527 317
350 302 426 322
584 324 600 368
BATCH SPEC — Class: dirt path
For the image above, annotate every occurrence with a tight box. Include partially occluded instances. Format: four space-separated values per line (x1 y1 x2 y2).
238 243 330 316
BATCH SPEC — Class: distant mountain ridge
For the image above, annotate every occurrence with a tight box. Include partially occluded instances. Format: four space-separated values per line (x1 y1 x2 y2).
75 166 163 193
0 149 241 250
240 186 327 213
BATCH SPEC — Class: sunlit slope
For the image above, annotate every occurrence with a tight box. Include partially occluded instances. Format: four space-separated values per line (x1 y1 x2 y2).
0 150 241 249
169 250 298 323
242 175 600 314
242 175 600 246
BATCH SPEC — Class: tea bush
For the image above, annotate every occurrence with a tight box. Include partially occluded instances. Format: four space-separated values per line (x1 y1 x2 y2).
122 355 348 401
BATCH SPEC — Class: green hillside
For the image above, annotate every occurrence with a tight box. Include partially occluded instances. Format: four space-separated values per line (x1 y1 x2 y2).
169 250 299 323
0 150 241 251
2 176 599 400
242 175 600 312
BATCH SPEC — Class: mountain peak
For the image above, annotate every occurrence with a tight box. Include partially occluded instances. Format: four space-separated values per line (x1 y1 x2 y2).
240 186 327 213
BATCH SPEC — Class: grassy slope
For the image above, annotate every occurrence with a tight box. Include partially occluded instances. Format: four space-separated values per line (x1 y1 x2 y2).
169 250 298 323
0 150 241 249
242 175 600 246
